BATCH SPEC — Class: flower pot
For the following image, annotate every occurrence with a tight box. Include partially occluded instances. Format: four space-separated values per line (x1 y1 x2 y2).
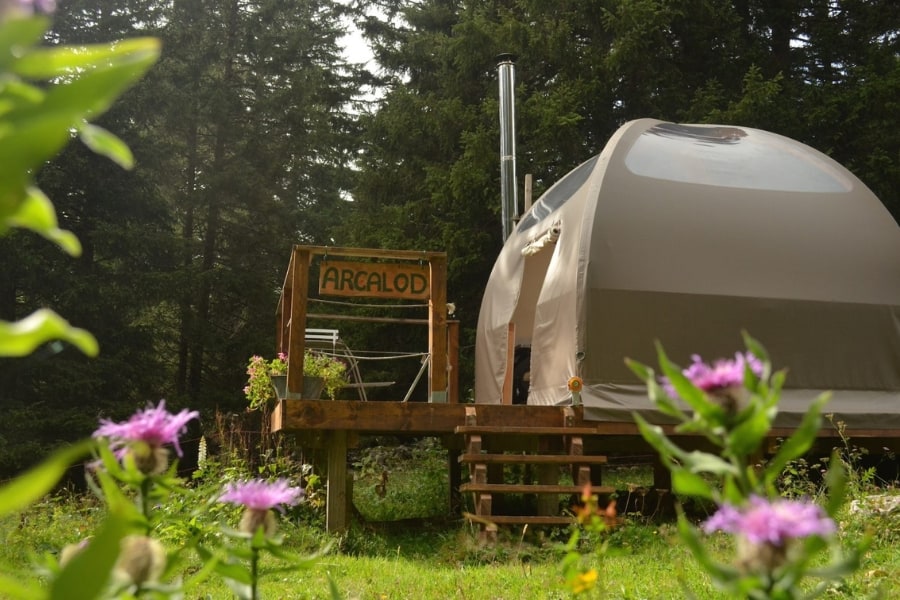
270 375 325 400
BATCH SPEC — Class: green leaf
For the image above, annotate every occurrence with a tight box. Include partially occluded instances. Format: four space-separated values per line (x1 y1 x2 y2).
212 558 253 585
823 450 847 518
681 450 739 477
78 123 134 169
624 357 653 382
0 308 98 357
49 513 131 600
0 440 94 516
656 343 726 423
741 331 769 364
672 469 715 500
0 572 42 600
764 392 830 487
13 38 159 79
40 38 161 119
727 401 772 457
328 575 342 600
676 512 741 582
0 17 49 71
646 378 689 420
5 187 81 255
634 414 687 464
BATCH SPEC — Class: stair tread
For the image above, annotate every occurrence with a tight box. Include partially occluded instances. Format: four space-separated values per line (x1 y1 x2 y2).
464 515 575 526
460 483 615 494
456 425 600 435
458 453 608 465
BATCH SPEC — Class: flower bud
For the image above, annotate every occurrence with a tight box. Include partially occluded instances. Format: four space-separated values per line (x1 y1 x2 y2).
736 536 789 573
131 444 170 475
59 538 90 567
239 508 278 536
115 535 166 586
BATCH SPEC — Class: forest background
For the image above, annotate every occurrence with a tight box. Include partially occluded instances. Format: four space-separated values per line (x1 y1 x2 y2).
1 0 897 479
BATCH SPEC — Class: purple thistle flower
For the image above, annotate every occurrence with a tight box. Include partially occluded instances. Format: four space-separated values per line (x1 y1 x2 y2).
663 352 764 398
93 400 198 458
704 495 836 546
219 478 304 512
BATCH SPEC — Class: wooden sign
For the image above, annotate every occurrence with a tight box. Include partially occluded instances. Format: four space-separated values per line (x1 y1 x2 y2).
319 260 430 300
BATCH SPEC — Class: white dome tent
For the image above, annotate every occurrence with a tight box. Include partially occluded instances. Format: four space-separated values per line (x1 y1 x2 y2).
475 118 900 430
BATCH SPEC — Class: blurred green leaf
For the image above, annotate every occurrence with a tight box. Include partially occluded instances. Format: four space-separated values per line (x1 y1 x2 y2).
656 343 726 424
741 331 769 365
676 512 740 582
49 512 131 600
727 401 772 457
672 469 715 500
646 378 689 420
0 308 98 357
328 575 342 600
681 450 739 477
40 38 160 118
78 123 134 169
0 572 42 600
0 17 48 71
5 186 81 255
14 38 159 79
764 392 830 488
218 561 253 585
0 439 93 516
624 357 652 382
823 450 847 518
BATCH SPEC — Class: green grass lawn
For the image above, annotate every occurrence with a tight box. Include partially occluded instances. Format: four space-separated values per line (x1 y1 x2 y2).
1 439 899 599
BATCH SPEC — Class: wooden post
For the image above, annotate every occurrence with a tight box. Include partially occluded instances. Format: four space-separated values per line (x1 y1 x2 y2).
448 447 462 515
287 247 310 397
537 436 559 516
448 320 459 403
326 429 349 532
428 255 448 403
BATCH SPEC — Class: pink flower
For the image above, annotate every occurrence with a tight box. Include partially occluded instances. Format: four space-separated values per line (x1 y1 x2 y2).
219 479 304 512
704 495 836 545
663 352 764 398
93 400 198 458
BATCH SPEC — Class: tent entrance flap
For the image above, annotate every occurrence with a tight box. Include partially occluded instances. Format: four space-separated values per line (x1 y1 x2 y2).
507 246 556 405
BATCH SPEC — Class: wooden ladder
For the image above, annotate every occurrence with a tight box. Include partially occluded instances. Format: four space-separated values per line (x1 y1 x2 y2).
457 407 612 539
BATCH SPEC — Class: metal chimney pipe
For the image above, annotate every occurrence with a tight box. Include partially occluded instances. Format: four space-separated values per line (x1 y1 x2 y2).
497 53 518 242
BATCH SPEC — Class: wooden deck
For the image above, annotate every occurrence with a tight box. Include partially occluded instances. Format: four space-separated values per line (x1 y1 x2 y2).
272 399 900 533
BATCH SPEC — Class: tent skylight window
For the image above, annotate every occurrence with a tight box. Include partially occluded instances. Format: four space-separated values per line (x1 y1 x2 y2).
625 123 852 193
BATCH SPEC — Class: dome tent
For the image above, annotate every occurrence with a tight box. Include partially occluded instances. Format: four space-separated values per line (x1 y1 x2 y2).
474 118 900 429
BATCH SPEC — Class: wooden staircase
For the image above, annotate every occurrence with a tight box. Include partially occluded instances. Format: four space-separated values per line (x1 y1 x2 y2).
457 407 613 539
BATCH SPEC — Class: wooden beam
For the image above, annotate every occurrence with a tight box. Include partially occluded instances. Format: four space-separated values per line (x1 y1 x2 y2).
294 245 446 261
274 400 571 433
460 483 615 494
455 426 606 435
287 247 311 397
458 454 608 465
307 313 430 325
448 320 459 404
273 401 900 451
326 430 349 532
428 254 448 402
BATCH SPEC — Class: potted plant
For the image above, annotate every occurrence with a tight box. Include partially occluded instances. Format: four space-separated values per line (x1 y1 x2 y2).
244 351 347 409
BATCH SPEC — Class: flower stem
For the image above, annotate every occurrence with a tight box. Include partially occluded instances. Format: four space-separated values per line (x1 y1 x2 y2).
140 478 152 534
250 545 260 600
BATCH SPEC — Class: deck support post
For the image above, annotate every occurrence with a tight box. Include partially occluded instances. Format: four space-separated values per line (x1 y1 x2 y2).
326 429 349 533
536 437 559 517
448 447 462 515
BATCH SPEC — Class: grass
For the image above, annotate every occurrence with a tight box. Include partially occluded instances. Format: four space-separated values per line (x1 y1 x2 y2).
1 439 899 599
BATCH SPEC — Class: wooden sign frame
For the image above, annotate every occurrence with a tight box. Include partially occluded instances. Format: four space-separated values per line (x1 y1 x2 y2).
276 246 451 403
318 260 430 300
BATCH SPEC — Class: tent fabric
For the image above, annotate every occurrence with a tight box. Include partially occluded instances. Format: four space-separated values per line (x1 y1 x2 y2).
474 118 900 430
